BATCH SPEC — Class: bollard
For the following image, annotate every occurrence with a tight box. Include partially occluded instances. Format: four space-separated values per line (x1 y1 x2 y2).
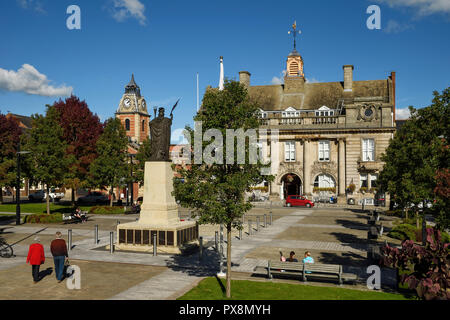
239 227 242 240
215 231 218 251
94 225 98 244
199 236 203 260
153 234 157 256
270 212 273 225
248 219 252 235
264 214 267 228
110 232 114 254
256 216 260 232
68 229 72 251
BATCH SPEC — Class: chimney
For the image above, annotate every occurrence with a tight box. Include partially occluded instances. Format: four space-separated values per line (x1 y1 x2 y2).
343 65 354 92
239 71 251 88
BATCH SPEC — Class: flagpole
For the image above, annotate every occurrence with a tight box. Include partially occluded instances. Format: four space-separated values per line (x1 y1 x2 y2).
197 73 199 112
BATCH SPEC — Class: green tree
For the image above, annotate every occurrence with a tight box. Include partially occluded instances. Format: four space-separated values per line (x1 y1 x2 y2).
90 118 128 206
380 88 449 229
0 114 22 204
134 137 152 187
173 80 273 298
25 106 69 214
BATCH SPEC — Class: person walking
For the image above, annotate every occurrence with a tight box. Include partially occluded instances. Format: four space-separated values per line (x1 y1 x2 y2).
26 237 45 284
50 231 68 283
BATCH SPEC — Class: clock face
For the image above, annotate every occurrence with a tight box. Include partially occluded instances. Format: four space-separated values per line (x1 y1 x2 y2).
124 98 131 108
141 100 146 110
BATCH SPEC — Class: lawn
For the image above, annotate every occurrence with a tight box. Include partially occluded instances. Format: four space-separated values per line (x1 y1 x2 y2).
0 202 92 214
178 277 415 300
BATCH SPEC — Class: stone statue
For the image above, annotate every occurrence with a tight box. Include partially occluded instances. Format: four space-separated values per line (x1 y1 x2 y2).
148 100 179 162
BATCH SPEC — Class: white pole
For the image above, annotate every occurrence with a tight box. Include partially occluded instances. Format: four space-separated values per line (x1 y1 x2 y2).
219 56 224 91
197 73 199 112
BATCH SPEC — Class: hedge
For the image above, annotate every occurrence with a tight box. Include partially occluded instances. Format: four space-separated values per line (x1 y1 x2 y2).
24 213 63 224
88 206 126 215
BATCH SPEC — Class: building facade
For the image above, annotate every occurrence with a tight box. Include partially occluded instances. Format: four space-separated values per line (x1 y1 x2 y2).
240 48 396 204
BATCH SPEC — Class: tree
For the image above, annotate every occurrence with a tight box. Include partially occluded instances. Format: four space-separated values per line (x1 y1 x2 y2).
379 88 449 228
0 114 22 204
53 95 104 205
134 137 152 187
25 106 69 214
381 228 449 300
173 80 272 298
90 117 128 206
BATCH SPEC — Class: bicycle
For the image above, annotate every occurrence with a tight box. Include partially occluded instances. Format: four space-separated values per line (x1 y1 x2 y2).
0 238 14 258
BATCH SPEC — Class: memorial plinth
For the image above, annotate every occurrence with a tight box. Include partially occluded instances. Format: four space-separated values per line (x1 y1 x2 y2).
116 161 197 254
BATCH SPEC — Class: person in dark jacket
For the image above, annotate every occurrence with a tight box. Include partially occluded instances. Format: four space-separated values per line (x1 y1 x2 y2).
26 237 45 283
50 232 68 282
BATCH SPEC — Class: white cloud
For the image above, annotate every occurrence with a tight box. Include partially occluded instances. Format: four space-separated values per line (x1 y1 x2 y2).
396 107 411 119
17 0 46 13
110 0 147 26
271 70 286 85
305 77 320 83
384 19 414 33
376 0 450 16
0 64 73 97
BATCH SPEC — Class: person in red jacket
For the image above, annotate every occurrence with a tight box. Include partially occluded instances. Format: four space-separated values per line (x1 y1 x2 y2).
26 237 45 283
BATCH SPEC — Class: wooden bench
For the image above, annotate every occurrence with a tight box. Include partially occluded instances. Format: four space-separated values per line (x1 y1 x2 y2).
267 260 357 285
62 211 88 224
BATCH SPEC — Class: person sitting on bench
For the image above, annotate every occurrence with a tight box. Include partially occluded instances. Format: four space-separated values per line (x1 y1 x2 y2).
302 251 314 273
286 251 298 262
72 207 86 223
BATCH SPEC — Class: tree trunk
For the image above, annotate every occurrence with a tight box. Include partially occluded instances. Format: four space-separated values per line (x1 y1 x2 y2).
71 188 75 207
226 223 232 298
0 190 3 205
110 185 114 207
416 211 420 229
46 184 50 215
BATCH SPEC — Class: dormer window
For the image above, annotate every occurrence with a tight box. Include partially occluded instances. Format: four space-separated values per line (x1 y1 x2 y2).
282 107 299 118
315 106 334 117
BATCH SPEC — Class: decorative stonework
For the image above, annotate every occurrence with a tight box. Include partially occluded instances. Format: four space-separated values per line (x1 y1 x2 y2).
311 161 338 178
278 162 303 184
356 104 380 122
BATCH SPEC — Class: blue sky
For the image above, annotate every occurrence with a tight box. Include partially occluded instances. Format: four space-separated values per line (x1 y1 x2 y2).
0 0 449 140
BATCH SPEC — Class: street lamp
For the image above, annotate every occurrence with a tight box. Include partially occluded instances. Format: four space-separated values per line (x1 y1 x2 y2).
16 142 31 225
128 153 136 206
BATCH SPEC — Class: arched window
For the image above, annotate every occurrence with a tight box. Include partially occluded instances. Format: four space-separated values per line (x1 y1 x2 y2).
142 120 145 131
125 119 130 131
314 174 336 188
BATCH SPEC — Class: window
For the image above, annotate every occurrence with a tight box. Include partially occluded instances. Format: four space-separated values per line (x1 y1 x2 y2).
285 141 295 162
314 174 336 188
315 106 334 117
360 174 368 188
370 174 378 188
362 139 375 161
318 141 330 161
125 119 130 131
142 120 145 131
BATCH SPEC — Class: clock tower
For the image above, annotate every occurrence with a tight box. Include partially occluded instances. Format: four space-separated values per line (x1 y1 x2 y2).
116 74 150 144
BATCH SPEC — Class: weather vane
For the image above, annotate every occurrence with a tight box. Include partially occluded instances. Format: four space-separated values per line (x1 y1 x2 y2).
288 20 302 50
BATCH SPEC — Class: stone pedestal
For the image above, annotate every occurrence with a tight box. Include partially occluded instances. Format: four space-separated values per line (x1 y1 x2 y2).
116 162 197 254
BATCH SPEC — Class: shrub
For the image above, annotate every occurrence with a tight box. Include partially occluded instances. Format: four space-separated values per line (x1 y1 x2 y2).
24 213 63 224
388 224 418 241
88 206 125 215
381 228 450 300
385 209 404 217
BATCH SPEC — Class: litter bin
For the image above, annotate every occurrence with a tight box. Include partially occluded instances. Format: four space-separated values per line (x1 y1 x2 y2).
347 198 355 205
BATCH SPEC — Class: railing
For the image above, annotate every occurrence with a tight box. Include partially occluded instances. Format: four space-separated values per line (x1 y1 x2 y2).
259 116 339 126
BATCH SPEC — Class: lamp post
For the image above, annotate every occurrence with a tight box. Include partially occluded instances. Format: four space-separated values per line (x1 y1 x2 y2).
16 142 31 225
128 153 136 205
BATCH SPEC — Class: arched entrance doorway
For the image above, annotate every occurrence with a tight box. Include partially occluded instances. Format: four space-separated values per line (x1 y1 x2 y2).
281 173 302 199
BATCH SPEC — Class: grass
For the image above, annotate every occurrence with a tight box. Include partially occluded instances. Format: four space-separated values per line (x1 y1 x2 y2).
177 277 415 300
0 202 98 215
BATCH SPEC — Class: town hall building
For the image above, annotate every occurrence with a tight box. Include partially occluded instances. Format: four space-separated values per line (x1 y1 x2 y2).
238 25 397 205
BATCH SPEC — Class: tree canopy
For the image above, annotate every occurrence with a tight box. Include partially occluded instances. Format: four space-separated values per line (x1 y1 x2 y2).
379 88 449 228
173 80 273 297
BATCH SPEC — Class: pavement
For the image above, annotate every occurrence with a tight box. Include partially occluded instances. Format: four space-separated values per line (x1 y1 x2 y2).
0 206 400 299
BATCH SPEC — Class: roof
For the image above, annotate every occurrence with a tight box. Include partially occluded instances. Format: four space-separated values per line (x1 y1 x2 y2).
6 113 33 130
248 79 391 111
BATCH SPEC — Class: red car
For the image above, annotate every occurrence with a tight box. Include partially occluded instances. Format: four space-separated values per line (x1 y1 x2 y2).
285 195 314 208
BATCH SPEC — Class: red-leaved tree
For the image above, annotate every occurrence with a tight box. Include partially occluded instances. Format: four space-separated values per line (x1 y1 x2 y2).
0 113 22 204
381 228 449 300
53 96 104 204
